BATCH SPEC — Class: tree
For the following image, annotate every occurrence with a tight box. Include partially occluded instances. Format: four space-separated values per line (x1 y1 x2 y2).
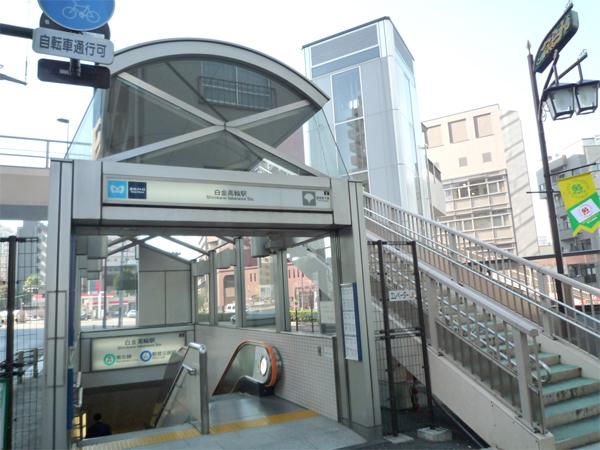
23 274 40 293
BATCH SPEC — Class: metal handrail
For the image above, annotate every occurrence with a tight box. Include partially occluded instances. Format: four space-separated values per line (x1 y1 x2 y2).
364 192 600 357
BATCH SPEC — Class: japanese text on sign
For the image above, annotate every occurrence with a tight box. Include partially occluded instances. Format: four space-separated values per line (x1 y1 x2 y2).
32 28 114 64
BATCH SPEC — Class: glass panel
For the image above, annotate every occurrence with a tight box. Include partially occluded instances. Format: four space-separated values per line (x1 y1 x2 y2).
305 110 349 177
335 119 367 173
287 236 334 334
239 104 317 148
81 244 138 330
127 58 306 122
312 46 379 78
99 77 212 158
197 271 210 324
332 68 363 123
123 130 312 175
244 249 277 329
216 244 236 327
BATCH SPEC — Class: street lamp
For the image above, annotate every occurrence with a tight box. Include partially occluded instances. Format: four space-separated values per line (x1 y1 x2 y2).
56 117 70 155
527 4 600 304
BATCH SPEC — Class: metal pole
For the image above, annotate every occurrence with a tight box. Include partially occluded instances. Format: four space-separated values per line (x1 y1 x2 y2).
410 241 434 424
376 240 399 436
527 46 566 305
5 236 17 450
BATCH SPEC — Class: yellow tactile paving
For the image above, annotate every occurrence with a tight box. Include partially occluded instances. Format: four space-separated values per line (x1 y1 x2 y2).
209 409 318 434
83 409 318 449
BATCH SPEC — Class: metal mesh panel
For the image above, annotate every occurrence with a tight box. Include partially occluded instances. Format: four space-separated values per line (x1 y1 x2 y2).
368 240 433 435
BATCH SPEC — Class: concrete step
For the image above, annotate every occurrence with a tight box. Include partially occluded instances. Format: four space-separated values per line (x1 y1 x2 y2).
552 414 600 450
534 364 581 384
538 351 562 367
545 392 600 428
544 378 600 406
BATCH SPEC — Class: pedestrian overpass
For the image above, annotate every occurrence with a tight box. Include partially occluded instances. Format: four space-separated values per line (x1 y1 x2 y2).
2 38 599 450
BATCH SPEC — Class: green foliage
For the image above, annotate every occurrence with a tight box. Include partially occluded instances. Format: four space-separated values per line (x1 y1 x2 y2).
23 274 40 293
289 309 319 322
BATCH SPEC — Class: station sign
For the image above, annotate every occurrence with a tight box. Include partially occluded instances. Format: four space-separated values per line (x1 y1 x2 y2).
32 27 113 64
534 6 579 73
91 331 186 371
37 0 115 32
103 178 332 211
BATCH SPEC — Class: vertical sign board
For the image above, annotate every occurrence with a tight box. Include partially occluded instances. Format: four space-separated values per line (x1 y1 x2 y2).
341 283 362 361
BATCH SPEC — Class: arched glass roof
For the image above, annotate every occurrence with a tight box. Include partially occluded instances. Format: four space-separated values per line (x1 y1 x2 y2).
67 39 347 177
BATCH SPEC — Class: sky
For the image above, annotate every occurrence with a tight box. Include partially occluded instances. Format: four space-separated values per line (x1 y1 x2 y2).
0 0 599 238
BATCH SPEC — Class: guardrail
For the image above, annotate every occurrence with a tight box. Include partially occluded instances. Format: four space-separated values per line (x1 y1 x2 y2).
364 192 600 358
369 242 547 432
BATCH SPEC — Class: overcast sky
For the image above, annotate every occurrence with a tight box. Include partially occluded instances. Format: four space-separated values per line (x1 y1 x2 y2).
1 0 599 238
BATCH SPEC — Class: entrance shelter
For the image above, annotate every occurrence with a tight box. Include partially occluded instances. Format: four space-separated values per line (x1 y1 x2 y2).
43 39 381 448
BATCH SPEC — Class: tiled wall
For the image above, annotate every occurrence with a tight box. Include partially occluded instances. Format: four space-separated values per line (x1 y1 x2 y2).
196 325 338 420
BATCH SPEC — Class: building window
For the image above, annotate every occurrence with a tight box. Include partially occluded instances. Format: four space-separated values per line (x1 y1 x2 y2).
332 68 367 173
459 157 468 167
474 113 493 138
482 152 492 163
425 125 442 148
449 119 468 143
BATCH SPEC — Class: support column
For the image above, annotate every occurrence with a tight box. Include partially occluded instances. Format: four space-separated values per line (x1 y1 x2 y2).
43 161 74 450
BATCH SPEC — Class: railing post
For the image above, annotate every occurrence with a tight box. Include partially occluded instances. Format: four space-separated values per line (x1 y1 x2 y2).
198 345 210 435
447 233 460 283
33 348 39 378
425 277 440 353
513 330 534 427
17 351 24 384
536 272 554 337
45 140 50 168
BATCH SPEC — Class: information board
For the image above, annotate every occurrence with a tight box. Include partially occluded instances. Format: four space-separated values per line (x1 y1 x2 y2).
340 283 362 361
91 331 186 371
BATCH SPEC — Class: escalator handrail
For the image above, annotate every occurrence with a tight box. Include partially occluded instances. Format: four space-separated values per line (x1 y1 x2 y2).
213 340 280 395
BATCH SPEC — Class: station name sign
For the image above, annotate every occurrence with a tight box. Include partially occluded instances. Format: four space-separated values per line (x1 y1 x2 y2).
91 331 186 371
103 178 332 211
534 7 579 73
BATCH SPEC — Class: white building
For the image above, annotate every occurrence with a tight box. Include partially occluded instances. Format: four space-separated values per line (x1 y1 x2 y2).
423 105 539 256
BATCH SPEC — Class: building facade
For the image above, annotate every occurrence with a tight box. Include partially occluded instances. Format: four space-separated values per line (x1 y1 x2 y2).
536 137 600 286
303 17 435 216
424 105 539 256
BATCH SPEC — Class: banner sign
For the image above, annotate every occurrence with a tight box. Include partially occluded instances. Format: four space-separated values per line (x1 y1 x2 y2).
534 7 579 73
91 331 186 371
558 173 600 236
104 177 332 211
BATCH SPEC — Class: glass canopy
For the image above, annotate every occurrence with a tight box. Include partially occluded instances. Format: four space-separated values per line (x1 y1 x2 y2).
67 45 348 178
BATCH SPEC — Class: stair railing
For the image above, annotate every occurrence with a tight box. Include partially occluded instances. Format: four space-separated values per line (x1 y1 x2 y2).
371 241 547 433
364 192 600 358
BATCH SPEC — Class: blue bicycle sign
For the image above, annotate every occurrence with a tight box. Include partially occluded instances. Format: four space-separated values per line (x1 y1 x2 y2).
38 0 115 31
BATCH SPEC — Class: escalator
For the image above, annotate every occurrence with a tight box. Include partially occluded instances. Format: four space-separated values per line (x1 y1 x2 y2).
78 341 290 448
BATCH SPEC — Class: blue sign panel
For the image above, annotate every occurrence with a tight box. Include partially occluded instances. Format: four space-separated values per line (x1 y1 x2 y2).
38 0 115 32
106 180 127 199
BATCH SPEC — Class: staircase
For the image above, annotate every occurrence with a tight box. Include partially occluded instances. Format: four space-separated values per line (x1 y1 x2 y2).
363 192 600 450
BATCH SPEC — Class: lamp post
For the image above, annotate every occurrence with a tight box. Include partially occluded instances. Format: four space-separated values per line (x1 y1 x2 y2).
527 3 600 304
57 117 70 155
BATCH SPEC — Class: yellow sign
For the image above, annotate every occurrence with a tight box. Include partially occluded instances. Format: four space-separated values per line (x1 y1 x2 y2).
558 173 600 236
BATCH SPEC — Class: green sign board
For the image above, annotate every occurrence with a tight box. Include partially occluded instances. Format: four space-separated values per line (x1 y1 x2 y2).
534 7 579 73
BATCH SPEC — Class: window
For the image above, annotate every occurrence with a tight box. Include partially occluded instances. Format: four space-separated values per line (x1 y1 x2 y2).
198 61 273 111
426 125 442 148
474 217 492 229
332 68 367 174
482 152 492 163
449 119 468 143
474 113 493 138
459 157 468 167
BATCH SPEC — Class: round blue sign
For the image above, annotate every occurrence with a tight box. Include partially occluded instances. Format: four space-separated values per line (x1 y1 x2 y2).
38 0 115 32
140 350 153 362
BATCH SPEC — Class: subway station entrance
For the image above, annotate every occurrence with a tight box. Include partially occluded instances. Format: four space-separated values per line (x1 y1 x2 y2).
42 39 381 449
